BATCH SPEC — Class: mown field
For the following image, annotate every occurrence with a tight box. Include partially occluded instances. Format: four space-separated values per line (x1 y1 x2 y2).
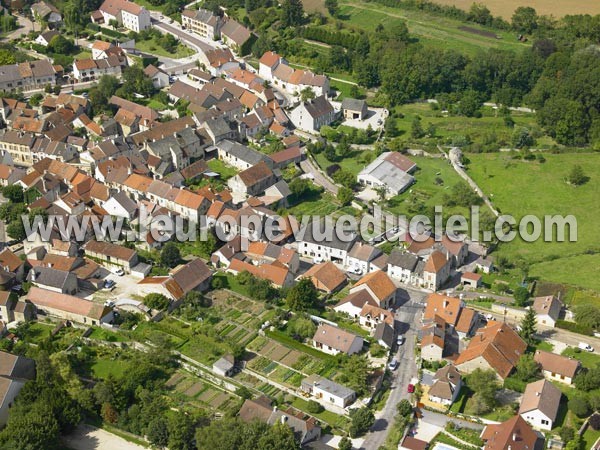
467 152 600 290
303 0 531 55
427 0 600 19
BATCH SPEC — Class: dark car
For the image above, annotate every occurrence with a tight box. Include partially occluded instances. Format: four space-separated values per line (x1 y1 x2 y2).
104 279 116 289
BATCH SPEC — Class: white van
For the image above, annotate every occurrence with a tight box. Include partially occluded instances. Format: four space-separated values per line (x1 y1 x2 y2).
578 342 594 352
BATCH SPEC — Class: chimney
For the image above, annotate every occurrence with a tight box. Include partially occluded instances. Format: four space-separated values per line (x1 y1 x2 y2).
513 433 518 441
443 300 448 308
280 415 287 424
127 167 132 175
31 270 36 281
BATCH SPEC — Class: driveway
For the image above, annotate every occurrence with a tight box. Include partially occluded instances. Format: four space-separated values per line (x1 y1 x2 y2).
331 101 387 131
62 425 147 450
4 15 34 41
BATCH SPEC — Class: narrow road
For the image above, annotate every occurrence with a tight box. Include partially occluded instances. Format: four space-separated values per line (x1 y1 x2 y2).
360 296 424 449
151 18 212 53
421 410 486 430
440 145 500 217
300 157 339 195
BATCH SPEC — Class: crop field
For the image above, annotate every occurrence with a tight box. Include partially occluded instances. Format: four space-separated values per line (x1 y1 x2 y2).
427 0 600 19
312 0 531 55
467 152 600 290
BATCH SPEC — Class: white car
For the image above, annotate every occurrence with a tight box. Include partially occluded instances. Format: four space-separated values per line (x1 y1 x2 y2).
579 342 594 352
397 336 405 346
111 267 125 276
388 358 399 371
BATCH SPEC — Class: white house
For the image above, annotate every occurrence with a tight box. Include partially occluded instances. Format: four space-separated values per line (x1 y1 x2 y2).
102 191 137 219
301 374 356 408
288 96 337 133
345 241 384 275
34 30 59 47
532 295 562 328
387 249 424 287
534 350 580 385
518 379 562 431
216 139 272 171
312 323 363 356
0 352 36 427
144 64 170 89
428 365 462 406
96 0 151 32
297 221 356 264
212 355 235 377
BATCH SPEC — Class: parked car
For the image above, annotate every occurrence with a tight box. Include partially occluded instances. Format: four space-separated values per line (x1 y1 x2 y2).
388 358 398 371
397 336 405 346
407 384 415 393
111 267 125 276
579 342 594 352
104 279 116 289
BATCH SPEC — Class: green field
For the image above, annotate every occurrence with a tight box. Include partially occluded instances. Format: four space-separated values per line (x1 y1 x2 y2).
135 38 194 59
385 154 472 218
467 152 600 290
562 347 600 369
337 1 530 56
390 103 553 147
91 358 129 379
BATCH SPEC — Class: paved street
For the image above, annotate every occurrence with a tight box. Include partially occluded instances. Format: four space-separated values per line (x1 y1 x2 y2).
360 289 425 449
300 157 339 195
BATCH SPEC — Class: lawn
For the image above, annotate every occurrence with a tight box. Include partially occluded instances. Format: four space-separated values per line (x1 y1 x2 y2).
286 191 340 217
91 358 129 379
467 152 600 291
313 148 374 178
583 426 600 449
562 348 600 369
212 272 253 298
135 38 194 59
207 159 238 181
336 1 531 56
291 397 351 431
390 103 547 147
88 327 127 342
384 154 473 219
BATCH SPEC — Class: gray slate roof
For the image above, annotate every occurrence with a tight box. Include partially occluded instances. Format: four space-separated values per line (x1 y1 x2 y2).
388 249 421 270
217 139 270 166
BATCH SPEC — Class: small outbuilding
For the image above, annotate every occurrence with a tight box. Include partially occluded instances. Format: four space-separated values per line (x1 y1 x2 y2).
212 354 235 377
341 97 368 120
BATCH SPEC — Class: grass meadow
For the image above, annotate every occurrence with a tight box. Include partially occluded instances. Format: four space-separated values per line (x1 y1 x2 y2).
467 152 600 290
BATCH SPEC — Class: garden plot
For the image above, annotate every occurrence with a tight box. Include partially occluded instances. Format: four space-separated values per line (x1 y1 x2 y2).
198 388 218 403
209 392 231 409
183 382 205 397
165 373 185 387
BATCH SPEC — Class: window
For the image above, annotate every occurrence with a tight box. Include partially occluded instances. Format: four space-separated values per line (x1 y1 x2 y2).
541 419 549 425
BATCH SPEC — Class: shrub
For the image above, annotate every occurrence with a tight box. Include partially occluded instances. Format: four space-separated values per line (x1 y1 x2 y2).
306 400 323 414
568 396 590 418
556 320 593 336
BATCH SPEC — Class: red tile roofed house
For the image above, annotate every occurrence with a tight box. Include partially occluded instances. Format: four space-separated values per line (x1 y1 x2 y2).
27 286 113 325
109 96 158 128
227 258 292 288
245 241 299 273
269 146 303 169
421 315 447 361
455 321 527 379
0 249 25 281
312 323 363 356
533 350 580 385
481 415 542 450
227 161 277 201
334 289 378 318
349 270 396 309
96 0 151 32
138 259 212 302
83 240 138 273
258 51 286 80
173 189 209 223
359 304 394 331
200 48 239 76
424 293 463 327
423 250 451 291
461 271 482 289
301 261 347 293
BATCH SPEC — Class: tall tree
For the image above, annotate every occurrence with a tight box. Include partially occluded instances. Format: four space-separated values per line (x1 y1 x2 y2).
286 278 318 311
281 0 304 27
520 307 538 345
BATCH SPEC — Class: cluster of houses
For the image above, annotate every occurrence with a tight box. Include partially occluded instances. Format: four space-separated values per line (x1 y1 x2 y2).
406 291 581 450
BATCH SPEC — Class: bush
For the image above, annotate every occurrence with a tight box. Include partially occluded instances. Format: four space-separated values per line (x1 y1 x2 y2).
144 293 171 310
568 396 590 418
556 320 593 336
306 400 323 414
503 376 527 393
589 413 600 431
